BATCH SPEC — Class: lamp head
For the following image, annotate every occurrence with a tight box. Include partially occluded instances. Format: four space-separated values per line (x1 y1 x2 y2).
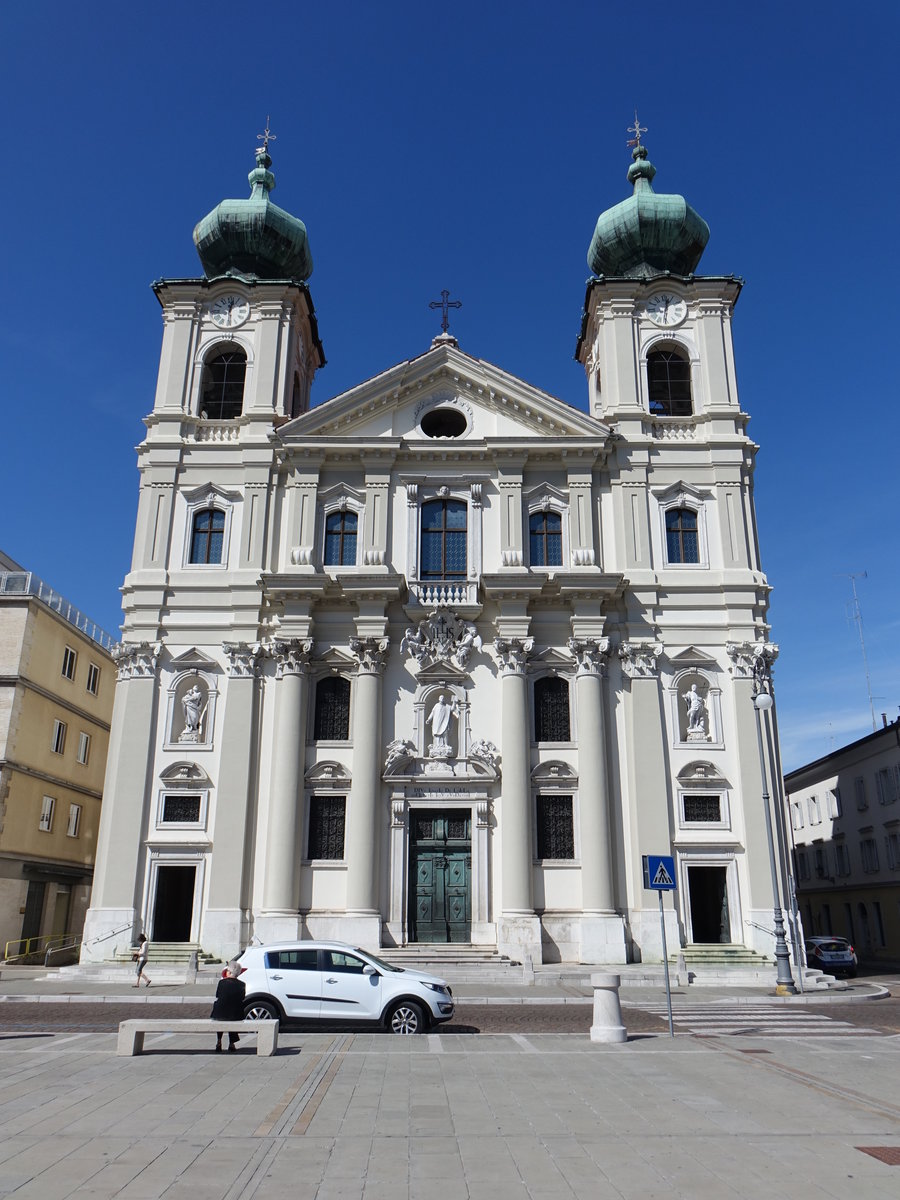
753 692 774 712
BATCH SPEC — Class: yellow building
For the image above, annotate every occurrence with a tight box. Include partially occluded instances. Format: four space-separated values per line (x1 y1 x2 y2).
0 552 115 960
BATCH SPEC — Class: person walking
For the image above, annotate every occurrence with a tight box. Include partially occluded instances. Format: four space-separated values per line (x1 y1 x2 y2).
211 961 246 1052
132 934 151 988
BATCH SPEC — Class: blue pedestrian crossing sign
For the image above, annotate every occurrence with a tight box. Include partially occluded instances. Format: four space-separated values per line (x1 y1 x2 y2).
643 855 677 891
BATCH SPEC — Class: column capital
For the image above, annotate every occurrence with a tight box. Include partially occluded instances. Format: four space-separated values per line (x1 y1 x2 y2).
493 637 534 676
272 638 314 678
726 640 779 687
618 640 663 679
112 641 161 681
567 637 610 677
350 636 390 674
223 641 261 679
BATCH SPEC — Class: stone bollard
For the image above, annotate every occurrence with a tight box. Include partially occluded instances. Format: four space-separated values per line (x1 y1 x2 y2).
589 973 627 1043
522 953 534 984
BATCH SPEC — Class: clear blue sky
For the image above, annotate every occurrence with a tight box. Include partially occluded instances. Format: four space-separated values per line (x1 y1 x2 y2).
2 2 897 770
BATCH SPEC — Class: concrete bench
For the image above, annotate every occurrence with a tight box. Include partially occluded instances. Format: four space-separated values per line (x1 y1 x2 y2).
116 1018 279 1057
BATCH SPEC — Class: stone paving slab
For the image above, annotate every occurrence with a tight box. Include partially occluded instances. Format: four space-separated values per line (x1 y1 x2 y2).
0 1027 899 1198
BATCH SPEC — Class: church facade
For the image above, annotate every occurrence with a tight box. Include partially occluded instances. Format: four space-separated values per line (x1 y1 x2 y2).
82 135 787 966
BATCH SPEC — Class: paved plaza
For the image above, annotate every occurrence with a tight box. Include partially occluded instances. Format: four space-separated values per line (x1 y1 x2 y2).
1 971 899 1199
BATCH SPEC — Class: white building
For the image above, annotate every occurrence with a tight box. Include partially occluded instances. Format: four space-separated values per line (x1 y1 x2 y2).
83 136 788 966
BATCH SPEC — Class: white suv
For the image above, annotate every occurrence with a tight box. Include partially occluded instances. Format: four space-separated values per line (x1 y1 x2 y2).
235 941 455 1034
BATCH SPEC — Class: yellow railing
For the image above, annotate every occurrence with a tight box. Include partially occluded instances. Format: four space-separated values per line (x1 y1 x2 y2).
3 932 75 963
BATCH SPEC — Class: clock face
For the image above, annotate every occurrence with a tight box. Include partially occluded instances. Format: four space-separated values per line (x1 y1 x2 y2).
646 293 687 326
209 294 250 329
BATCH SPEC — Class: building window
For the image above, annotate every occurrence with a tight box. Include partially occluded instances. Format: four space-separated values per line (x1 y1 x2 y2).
647 349 692 417
51 719 67 755
808 795 822 825
324 510 358 566
827 788 842 819
536 794 575 860
161 794 202 824
76 732 90 766
795 849 810 881
665 508 699 564
534 677 571 742
529 511 562 567
39 796 55 832
66 803 81 838
790 800 804 831
886 831 900 871
61 646 77 681
86 663 100 695
307 795 346 860
854 776 867 810
683 794 722 823
199 350 246 420
814 844 829 879
860 837 879 873
876 765 900 805
420 499 467 579
834 842 851 876
190 509 226 565
313 676 351 741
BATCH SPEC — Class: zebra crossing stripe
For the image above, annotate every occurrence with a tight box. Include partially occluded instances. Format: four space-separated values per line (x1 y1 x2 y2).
635 1003 879 1036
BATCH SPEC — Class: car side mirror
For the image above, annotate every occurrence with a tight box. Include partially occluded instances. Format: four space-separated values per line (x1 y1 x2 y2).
363 964 377 976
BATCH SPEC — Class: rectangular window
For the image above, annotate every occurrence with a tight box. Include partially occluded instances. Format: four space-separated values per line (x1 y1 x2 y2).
807 795 821 825
51 719 67 755
324 510 358 566
873 901 886 947
854 776 867 810
790 800 804 831
66 804 81 838
536 794 575 860
860 837 879 873
533 677 571 742
795 848 810 881
76 732 90 765
161 794 202 824
307 796 346 860
834 842 851 876
529 511 563 567
39 795 55 832
876 766 899 805
682 794 722 823
313 676 351 741
885 831 900 870
827 788 841 819
61 646 77 680
814 844 828 879
86 663 100 695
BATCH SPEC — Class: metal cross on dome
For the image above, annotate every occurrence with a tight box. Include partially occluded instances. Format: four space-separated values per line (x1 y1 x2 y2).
627 110 647 148
257 117 277 154
429 289 462 333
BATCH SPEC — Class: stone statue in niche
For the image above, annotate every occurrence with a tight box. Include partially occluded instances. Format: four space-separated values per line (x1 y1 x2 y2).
178 682 207 743
427 692 459 759
683 683 709 742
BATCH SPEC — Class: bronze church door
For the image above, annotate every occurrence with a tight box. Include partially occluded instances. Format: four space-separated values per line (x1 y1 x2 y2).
409 810 471 943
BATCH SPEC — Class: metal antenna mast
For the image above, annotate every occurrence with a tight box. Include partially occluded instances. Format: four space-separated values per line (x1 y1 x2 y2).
840 571 877 732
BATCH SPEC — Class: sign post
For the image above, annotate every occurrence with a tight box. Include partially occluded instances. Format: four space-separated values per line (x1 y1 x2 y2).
643 855 677 1038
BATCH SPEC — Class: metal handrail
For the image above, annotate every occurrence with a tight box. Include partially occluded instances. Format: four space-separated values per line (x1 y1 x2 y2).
3 932 73 963
45 939 81 965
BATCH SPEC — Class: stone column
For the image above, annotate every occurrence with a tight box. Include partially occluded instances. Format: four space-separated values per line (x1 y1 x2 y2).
345 636 389 948
80 643 160 962
569 637 627 963
258 638 312 943
203 642 261 956
494 637 542 962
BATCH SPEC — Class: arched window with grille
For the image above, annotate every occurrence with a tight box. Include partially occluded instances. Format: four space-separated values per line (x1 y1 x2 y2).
665 507 699 564
313 676 351 741
199 349 247 420
324 510 358 566
529 510 563 566
534 676 571 742
189 509 226 564
420 498 467 579
647 349 692 417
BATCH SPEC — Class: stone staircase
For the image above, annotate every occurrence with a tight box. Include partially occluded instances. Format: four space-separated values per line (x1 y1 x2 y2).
375 944 525 982
43 943 222 983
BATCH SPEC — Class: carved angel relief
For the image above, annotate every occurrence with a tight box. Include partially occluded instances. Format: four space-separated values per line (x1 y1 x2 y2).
400 611 482 671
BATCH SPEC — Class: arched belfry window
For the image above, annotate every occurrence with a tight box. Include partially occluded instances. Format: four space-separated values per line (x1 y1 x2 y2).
665 508 699 564
421 498 467 579
647 349 692 417
200 350 246 420
190 509 226 564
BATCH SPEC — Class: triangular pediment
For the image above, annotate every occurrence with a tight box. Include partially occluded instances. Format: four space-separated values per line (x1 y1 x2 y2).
531 645 576 673
279 343 609 444
669 646 719 667
312 647 357 673
169 648 220 669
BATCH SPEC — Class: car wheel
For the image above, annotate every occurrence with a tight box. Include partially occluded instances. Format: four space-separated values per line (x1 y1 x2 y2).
244 999 280 1021
388 1001 426 1035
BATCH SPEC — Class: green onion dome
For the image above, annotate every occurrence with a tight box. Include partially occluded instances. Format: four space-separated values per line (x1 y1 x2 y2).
193 147 313 281
587 143 709 278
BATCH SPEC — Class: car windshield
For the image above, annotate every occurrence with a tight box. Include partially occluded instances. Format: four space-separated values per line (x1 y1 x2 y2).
813 941 848 952
355 948 403 973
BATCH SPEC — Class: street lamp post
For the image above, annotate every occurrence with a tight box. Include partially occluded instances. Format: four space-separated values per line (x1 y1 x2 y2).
753 690 797 995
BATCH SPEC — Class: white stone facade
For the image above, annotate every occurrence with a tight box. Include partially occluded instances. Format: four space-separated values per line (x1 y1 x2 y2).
82 253 789 965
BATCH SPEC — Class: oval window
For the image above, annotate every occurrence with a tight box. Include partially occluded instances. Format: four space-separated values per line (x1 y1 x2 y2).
421 408 467 438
